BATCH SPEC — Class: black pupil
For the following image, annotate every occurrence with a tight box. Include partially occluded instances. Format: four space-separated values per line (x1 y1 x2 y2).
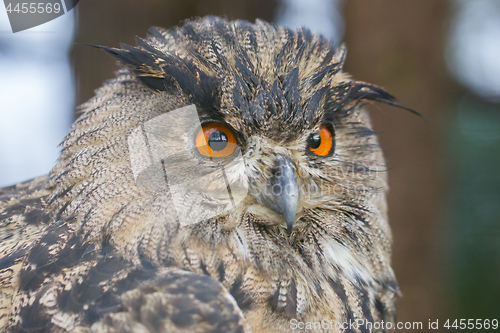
308 132 321 149
208 131 228 151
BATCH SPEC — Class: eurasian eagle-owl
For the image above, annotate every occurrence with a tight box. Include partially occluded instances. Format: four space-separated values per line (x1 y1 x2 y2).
0 16 403 333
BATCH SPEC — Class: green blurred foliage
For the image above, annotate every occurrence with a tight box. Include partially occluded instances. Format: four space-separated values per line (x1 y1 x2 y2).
445 96 500 320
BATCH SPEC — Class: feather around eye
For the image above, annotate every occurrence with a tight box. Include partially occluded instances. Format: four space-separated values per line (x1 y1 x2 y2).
195 122 238 158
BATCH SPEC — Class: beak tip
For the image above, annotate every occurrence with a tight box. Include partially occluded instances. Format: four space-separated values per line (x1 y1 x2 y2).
285 210 296 234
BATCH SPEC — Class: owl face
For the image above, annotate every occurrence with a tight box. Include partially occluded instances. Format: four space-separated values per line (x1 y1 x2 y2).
127 101 346 234
49 17 398 261
93 23 390 243
48 14 398 288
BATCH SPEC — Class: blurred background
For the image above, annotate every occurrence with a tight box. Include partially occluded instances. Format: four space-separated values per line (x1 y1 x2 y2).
1 0 499 330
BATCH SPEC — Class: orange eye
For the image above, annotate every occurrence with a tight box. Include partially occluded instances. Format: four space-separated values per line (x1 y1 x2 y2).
307 125 334 156
195 122 238 158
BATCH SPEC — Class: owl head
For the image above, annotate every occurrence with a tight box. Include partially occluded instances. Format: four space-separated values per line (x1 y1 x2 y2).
46 17 401 323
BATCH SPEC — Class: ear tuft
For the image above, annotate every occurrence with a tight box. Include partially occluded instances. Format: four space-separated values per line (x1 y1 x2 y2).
349 81 425 119
85 43 168 91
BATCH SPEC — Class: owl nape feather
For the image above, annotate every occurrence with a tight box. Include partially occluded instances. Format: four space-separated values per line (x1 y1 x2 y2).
1 16 401 333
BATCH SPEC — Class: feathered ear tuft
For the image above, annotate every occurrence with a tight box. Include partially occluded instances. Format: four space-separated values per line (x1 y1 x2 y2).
85 42 220 110
348 81 425 119
85 43 168 91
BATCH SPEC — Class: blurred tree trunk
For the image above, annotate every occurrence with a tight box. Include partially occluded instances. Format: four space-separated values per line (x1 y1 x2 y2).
72 0 278 109
342 0 458 327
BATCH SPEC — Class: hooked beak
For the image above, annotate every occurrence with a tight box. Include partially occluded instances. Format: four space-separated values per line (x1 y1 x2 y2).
269 155 299 234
